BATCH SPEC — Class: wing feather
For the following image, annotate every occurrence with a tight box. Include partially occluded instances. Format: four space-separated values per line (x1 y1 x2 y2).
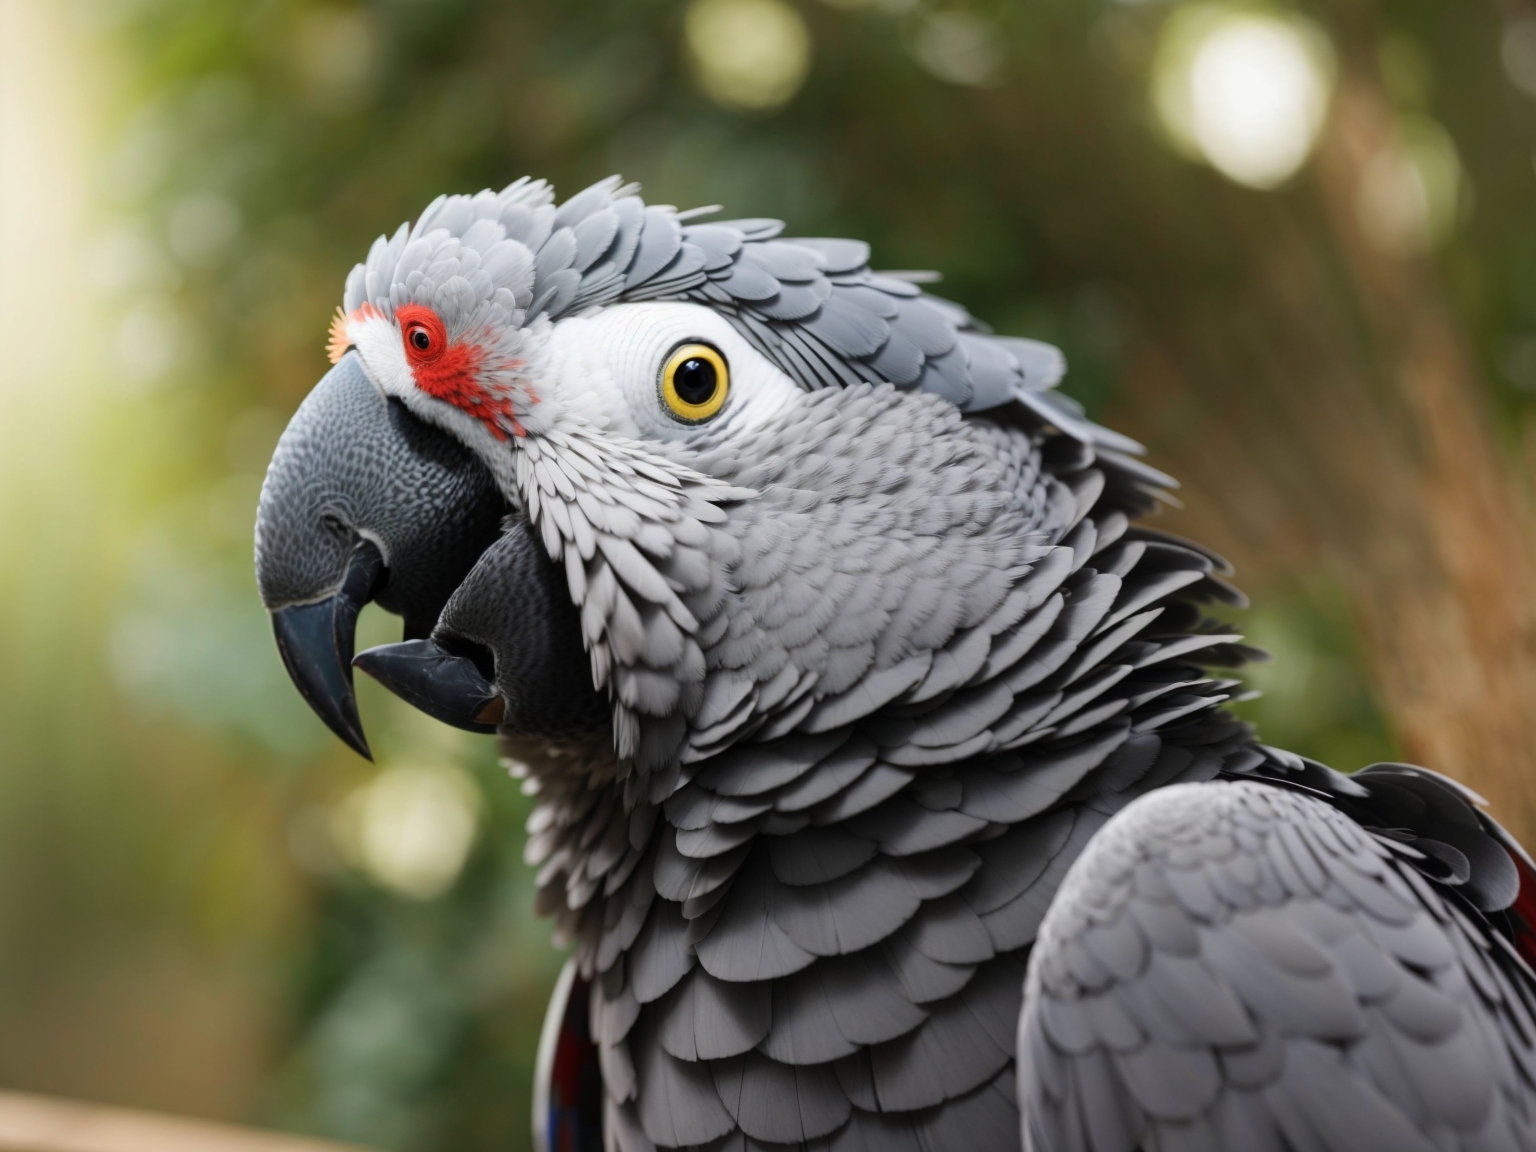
1018 781 1536 1152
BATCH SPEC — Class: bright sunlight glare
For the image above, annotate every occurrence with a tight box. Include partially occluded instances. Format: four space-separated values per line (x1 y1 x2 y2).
1154 8 1334 191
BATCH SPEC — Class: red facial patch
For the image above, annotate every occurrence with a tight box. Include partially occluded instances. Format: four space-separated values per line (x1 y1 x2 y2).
394 304 523 439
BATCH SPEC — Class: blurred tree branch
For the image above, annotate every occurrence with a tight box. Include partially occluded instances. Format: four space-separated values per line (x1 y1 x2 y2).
1310 68 1536 840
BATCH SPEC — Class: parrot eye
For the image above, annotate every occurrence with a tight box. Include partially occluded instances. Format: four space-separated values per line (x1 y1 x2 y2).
660 342 729 423
396 306 448 363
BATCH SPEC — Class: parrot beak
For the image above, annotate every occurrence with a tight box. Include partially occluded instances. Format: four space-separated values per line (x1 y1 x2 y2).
270 539 383 759
352 518 609 742
255 353 507 759
352 638 504 734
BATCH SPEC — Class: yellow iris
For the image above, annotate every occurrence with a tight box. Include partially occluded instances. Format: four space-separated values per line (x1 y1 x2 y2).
661 343 730 422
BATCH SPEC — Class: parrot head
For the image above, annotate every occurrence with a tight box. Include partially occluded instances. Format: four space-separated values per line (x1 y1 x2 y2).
255 176 1120 783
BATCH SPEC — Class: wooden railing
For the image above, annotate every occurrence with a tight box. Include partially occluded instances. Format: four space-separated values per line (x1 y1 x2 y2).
0 1092 369 1152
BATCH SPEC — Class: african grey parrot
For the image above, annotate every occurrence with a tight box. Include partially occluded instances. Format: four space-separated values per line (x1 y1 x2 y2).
253 176 1536 1152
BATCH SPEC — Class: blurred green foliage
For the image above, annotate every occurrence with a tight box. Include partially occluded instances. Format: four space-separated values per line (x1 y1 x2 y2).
14 0 1536 1146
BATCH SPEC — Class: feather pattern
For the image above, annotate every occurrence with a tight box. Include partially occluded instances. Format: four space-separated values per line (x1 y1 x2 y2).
329 176 1536 1150
511 351 1264 1145
1019 778 1536 1152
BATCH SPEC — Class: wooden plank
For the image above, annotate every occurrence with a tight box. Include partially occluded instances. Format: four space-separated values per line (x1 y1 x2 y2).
0 1092 370 1152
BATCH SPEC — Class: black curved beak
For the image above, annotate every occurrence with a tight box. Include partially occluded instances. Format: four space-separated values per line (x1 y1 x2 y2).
352 639 504 735
271 539 384 759
257 354 508 757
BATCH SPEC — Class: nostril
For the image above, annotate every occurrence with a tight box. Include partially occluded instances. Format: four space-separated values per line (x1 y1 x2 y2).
437 633 496 683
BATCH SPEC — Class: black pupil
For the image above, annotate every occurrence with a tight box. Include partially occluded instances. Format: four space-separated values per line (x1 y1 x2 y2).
411 328 431 350
674 357 717 406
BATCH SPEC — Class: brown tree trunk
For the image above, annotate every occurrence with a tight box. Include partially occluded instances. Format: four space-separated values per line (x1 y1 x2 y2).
1314 74 1536 830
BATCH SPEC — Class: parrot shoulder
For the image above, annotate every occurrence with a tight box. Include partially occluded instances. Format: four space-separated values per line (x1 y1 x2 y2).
1018 775 1536 1152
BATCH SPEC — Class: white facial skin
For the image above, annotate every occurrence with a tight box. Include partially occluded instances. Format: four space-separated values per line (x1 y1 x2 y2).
526 302 803 452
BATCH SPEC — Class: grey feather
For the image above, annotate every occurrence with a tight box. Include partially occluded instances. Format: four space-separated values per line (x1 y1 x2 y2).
632 1019 736 1147
712 1051 852 1143
338 178 1536 1150
630 900 695 1004
655 966 770 1061
654 834 750 907
1019 781 1536 1152
882 940 976 1005
772 739 879 813
867 956 1023 1111
695 854 817 983
959 728 1129 824
846 796 988 856
768 826 877 887
696 732 851 798
772 859 929 957
900 893 996 965
763 950 931 1066
808 763 916 825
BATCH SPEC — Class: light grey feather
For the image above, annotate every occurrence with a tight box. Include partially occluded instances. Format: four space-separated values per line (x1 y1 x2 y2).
1019 781 1536 1152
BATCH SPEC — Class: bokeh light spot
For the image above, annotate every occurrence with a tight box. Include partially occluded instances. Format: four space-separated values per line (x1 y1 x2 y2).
1355 116 1463 257
1154 8 1334 190
115 299 183 388
89 224 175 296
1502 18 1536 99
334 765 482 901
912 12 1005 87
1504 333 1536 393
684 0 811 113
168 192 241 268
818 0 917 9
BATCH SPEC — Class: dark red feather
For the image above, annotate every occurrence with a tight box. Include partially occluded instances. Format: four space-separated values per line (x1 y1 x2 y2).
545 974 602 1152
1505 846 1536 969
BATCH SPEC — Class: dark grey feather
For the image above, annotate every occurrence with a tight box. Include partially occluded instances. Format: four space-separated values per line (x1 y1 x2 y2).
712 1051 852 1144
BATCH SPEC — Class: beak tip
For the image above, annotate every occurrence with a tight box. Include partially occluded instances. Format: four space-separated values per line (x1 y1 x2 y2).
273 609 374 759
269 542 383 760
338 723 374 762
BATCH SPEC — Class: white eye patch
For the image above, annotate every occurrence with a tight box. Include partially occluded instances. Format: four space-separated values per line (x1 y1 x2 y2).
531 302 803 445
